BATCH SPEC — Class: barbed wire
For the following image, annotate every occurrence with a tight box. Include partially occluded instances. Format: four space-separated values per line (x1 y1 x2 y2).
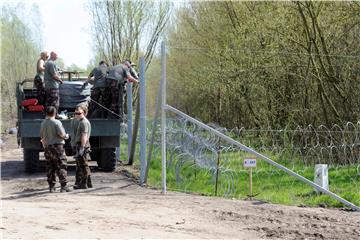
145 115 360 204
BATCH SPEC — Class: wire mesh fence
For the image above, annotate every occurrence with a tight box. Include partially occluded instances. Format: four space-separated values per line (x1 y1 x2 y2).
139 43 360 209
146 114 360 208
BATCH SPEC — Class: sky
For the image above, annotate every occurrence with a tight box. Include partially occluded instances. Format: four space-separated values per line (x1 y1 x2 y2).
37 0 92 69
4 0 185 69
4 0 93 69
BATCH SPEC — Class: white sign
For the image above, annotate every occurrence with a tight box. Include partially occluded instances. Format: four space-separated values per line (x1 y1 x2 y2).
244 158 256 168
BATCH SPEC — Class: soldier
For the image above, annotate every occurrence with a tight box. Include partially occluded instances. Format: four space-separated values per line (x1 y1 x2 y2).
105 60 138 120
85 60 109 118
44 51 63 114
72 104 93 189
40 106 71 193
70 113 80 185
34 51 49 105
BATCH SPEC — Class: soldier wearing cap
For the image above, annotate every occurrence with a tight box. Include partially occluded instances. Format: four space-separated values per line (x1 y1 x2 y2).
105 60 138 120
34 51 49 105
40 106 71 193
44 51 63 113
85 60 109 118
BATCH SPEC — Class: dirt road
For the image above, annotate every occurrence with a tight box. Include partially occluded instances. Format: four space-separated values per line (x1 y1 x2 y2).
1 134 360 239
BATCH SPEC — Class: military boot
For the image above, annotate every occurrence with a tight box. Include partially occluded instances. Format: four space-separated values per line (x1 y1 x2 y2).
73 182 88 190
49 185 56 193
87 175 93 188
60 184 72 192
75 174 80 186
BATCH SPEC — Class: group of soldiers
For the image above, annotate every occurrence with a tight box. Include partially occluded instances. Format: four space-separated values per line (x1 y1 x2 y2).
35 51 139 192
40 104 91 192
85 59 138 119
35 51 139 120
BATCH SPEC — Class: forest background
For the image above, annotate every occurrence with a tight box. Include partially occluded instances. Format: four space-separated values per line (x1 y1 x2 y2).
1 1 360 132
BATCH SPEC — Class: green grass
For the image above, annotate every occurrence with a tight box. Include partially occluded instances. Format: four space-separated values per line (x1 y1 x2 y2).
119 133 360 209
144 147 360 209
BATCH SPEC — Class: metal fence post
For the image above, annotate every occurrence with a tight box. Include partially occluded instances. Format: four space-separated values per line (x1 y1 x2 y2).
161 41 167 194
127 82 133 159
139 57 146 185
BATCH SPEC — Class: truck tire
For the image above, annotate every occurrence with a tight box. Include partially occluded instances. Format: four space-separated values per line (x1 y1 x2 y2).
100 148 116 172
90 149 102 168
24 149 40 173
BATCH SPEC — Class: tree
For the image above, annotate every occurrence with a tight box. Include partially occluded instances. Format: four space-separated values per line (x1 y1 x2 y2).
1 3 42 130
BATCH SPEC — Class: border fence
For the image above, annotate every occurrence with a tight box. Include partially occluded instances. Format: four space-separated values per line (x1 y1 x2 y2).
125 43 360 211
147 42 359 211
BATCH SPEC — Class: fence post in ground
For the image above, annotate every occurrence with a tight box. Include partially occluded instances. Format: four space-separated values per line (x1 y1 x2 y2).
161 41 167 194
215 149 221 196
127 82 133 160
139 57 146 185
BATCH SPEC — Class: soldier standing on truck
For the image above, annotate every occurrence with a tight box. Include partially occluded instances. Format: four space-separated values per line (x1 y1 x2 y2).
105 61 139 120
44 51 63 115
85 60 109 118
34 51 49 105
72 104 93 189
40 106 71 193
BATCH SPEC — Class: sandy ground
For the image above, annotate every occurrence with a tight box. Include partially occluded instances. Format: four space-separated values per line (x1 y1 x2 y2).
1 134 360 239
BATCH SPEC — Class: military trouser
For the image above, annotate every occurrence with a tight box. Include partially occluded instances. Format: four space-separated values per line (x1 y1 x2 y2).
44 144 68 187
88 87 106 118
105 79 124 121
74 144 91 186
34 75 46 105
45 88 60 112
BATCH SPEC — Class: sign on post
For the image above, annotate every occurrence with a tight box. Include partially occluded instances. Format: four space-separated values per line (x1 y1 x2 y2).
244 158 256 168
244 158 257 199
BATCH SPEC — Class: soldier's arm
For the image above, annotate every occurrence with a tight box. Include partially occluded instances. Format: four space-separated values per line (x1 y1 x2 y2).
49 62 63 84
126 74 139 84
56 123 69 140
38 59 45 72
80 122 90 147
81 133 88 147
40 125 46 147
53 73 63 84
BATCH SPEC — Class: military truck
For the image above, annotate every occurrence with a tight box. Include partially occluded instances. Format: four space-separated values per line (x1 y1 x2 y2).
16 72 120 173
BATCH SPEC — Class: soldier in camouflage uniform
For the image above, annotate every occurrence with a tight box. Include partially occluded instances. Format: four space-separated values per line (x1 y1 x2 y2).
44 52 63 113
72 105 93 189
34 51 48 105
85 60 108 118
105 60 138 120
70 113 80 185
40 106 71 193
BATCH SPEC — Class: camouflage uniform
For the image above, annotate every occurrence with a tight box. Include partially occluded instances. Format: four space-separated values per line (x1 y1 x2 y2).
34 58 46 105
74 144 91 186
88 64 108 118
72 117 92 188
34 75 46 105
70 118 81 185
105 64 130 121
45 88 60 111
44 60 60 112
88 88 106 118
40 117 69 192
44 144 68 187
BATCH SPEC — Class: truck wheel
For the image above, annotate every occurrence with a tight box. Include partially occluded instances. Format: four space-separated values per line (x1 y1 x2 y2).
100 148 116 172
24 149 40 173
90 149 102 169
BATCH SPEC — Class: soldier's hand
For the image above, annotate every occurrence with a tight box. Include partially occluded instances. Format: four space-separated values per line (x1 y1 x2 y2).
79 147 85 156
64 134 69 140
